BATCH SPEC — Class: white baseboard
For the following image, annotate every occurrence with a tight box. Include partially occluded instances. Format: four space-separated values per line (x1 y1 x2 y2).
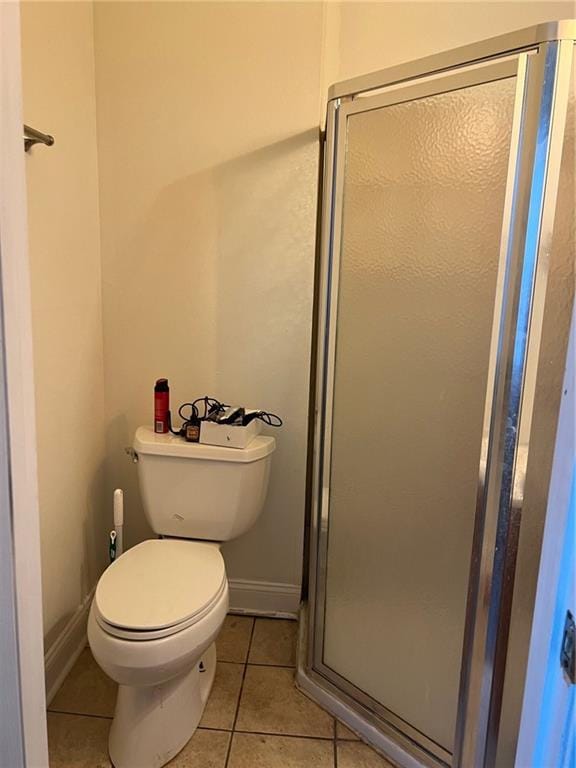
228 578 301 619
44 587 95 705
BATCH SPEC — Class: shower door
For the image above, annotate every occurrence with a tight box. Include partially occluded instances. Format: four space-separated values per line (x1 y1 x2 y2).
321 70 517 762
302 23 575 768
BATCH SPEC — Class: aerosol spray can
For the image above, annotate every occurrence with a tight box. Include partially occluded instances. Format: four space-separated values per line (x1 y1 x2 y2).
154 378 170 433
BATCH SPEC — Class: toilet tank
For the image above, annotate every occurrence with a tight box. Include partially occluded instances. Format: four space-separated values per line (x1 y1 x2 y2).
133 426 275 541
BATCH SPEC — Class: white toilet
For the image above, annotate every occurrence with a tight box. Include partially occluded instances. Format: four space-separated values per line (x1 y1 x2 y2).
88 426 275 768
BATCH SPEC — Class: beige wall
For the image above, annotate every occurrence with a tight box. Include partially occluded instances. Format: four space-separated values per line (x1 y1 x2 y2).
94 0 573 597
93 2 324 589
21 2 108 645
329 2 575 83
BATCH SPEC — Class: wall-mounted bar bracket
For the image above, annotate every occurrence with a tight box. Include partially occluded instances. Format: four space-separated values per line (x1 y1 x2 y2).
23 124 54 152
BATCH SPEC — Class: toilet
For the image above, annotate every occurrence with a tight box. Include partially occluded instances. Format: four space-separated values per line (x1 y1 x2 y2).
88 426 275 768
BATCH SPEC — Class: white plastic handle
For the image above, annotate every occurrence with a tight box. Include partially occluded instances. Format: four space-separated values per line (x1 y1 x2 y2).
113 489 124 558
113 489 124 528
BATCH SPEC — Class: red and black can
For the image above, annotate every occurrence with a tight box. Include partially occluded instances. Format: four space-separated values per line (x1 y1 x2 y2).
154 378 170 434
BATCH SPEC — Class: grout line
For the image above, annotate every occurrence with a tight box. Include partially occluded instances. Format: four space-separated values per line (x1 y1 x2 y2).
197 726 234 734
245 616 256 665
198 659 296 670
216 660 295 668
223 617 257 768
247 615 257 651
333 718 338 768
233 728 335 742
198 724 338 741
47 709 113 721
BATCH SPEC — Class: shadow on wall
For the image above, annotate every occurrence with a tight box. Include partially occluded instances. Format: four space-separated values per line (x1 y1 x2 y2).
104 127 319 587
43 458 108 652
83 459 109 595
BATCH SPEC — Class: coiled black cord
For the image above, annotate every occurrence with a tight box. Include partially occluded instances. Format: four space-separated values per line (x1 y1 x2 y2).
170 395 282 437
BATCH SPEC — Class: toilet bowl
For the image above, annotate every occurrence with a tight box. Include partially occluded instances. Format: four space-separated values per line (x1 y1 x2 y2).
88 427 275 768
88 539 229 768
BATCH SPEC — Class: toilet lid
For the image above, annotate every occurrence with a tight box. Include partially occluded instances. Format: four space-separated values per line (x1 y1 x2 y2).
95 539 226 632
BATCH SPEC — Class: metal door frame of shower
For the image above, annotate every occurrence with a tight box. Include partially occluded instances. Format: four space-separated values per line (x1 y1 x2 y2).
297 20 576 768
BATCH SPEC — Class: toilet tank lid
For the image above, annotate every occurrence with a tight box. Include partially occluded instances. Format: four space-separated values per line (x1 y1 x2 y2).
134 426 276 462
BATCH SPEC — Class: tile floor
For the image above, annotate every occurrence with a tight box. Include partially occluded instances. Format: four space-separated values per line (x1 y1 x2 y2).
48 616 394 767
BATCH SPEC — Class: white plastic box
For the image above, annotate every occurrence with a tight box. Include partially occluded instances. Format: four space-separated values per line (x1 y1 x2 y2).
199 418 262 449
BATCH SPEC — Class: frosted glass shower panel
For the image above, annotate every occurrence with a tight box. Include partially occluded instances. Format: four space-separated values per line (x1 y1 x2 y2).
323 77 517 752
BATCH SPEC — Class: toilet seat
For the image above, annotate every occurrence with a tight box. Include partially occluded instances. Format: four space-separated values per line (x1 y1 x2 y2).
94 539 226 641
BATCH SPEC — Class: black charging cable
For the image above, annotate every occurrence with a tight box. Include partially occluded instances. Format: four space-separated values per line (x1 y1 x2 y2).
243 410 283 427
169 396 226 438
170 395 282 437
168 402 198 437
191 396 228 421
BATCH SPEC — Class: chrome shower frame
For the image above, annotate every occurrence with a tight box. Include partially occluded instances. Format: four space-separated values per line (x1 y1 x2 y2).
297 20 575 768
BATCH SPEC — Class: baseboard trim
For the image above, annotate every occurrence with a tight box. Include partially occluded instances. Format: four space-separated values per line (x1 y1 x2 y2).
44 587 95 705
228 578 301 619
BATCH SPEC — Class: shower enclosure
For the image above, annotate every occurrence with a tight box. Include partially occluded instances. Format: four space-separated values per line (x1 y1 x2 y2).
298 21 575 768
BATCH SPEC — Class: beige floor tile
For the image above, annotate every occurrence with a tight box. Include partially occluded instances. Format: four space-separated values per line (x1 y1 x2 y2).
47 712 111 768
338 741 396 768
336 720 360 740
228 732 334 768
169 729 230 767
49 648 117 718
216 614 254 663
235 666 334 738
248 618 297 666
199 662 244 730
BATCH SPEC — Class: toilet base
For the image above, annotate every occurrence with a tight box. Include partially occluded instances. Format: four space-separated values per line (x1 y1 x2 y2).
109 643 217 768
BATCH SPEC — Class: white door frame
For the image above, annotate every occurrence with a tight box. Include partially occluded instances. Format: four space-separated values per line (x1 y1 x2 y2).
0 2 49 766
515 310 576 766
